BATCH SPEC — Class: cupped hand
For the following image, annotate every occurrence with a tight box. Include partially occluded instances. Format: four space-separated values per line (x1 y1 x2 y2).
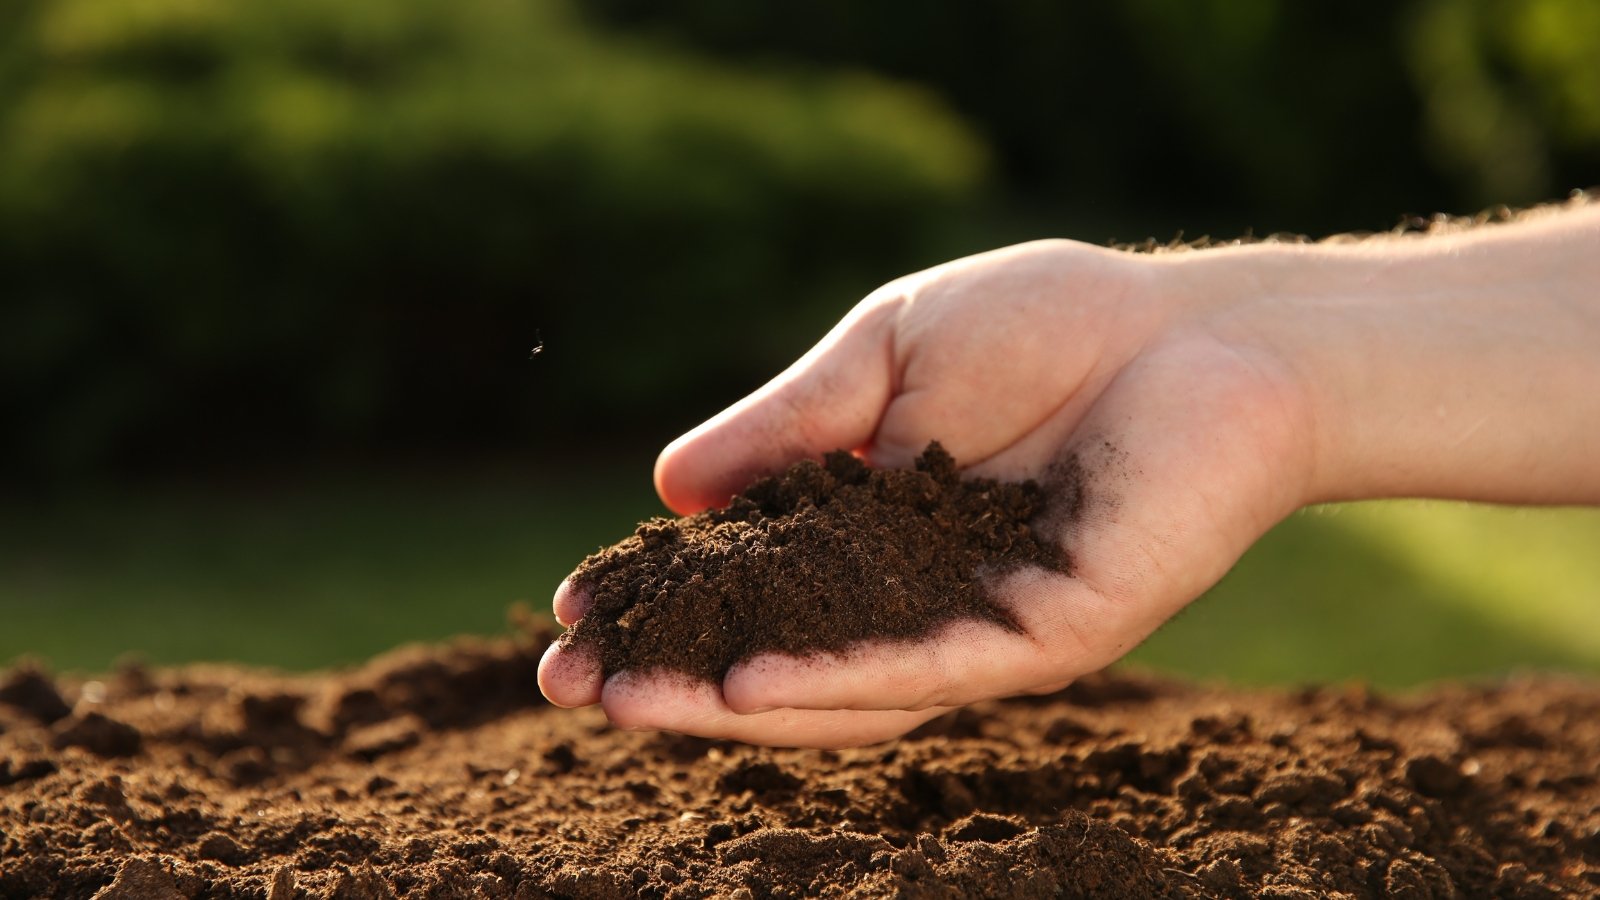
539 238 1320 747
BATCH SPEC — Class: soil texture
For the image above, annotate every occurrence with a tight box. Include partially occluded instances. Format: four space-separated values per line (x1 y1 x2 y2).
562 444 1069 681
3 633 1598 899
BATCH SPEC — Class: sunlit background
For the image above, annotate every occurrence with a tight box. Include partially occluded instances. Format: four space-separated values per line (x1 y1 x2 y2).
4 0 1599 685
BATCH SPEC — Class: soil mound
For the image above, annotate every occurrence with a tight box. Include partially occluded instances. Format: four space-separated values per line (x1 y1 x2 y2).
3 637 1598 898
562 443 1069 680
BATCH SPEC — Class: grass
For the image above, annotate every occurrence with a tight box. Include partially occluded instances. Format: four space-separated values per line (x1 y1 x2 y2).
4 464 1599 686
1128 501 1600 686
0 460 665 672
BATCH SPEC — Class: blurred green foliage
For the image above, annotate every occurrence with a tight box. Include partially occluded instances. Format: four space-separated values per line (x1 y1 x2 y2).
3 0 1599 685
3 0 1598 484
1407 0 1600 200
589 0 1600 233
0 0 982 480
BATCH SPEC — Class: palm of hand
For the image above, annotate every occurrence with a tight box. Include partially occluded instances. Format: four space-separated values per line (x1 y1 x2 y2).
540 240 1314 747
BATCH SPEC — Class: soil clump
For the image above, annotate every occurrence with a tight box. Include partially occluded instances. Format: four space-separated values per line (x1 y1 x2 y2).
562 443 1068 681
3 634 1598 898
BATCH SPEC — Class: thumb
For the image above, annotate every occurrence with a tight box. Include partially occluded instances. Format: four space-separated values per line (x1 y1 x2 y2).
654 296 901 514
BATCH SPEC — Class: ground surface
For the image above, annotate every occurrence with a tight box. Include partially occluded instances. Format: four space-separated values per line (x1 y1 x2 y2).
3 634 1597 899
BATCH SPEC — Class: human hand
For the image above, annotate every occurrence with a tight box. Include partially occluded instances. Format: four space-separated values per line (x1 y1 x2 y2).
539 238 1319 746
539 202 1600 747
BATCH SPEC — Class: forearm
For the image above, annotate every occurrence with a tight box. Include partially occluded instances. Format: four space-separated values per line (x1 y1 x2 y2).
1175 202 1600 505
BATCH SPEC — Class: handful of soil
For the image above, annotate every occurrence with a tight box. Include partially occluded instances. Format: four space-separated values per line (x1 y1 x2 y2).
561 442 1068 681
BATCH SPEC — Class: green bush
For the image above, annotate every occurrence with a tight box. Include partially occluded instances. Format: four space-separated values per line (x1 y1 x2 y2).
0 0 985 477
1406 0 1600 200
589 0 1600 233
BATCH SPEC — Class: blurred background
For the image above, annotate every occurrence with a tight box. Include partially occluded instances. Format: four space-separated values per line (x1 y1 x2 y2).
3 0 1599 685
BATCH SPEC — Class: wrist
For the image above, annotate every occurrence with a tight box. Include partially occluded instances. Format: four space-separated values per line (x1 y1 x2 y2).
1167 206 1600 505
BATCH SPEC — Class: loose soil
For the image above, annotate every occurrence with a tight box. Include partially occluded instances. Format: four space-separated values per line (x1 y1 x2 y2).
3 632 1598 899
561 444 1070 681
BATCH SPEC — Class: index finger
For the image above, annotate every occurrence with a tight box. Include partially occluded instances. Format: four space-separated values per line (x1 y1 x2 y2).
653 294 902 514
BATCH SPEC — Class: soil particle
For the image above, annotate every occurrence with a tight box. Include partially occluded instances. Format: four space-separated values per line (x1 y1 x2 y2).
564 443 1068 680
944 813 1028 844
328 865 396 900
0 664 74 724
90 858 183 900
196 832 248 865
51 711 143 758
3 635 1598 898
266 867 297 900
1404 754 1468 797
0 755 57 786
344 715 424 762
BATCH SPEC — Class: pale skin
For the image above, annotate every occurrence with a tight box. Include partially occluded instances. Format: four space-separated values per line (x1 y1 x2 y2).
539 200 1600 748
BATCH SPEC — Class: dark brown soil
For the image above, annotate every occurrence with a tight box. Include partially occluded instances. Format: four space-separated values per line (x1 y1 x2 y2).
562 444 1069 681
3 633 1598 899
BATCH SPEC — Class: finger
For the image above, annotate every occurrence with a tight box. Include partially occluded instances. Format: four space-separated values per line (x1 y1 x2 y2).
599 671 950 748
720 568 1117 712
537 640 603 708
1025 679 1075 696
552 577 591 627
860 240 1150 471
653 295 901 515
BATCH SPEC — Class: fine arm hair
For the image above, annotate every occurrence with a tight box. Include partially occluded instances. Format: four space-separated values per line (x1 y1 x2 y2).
1110 187 1597 255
